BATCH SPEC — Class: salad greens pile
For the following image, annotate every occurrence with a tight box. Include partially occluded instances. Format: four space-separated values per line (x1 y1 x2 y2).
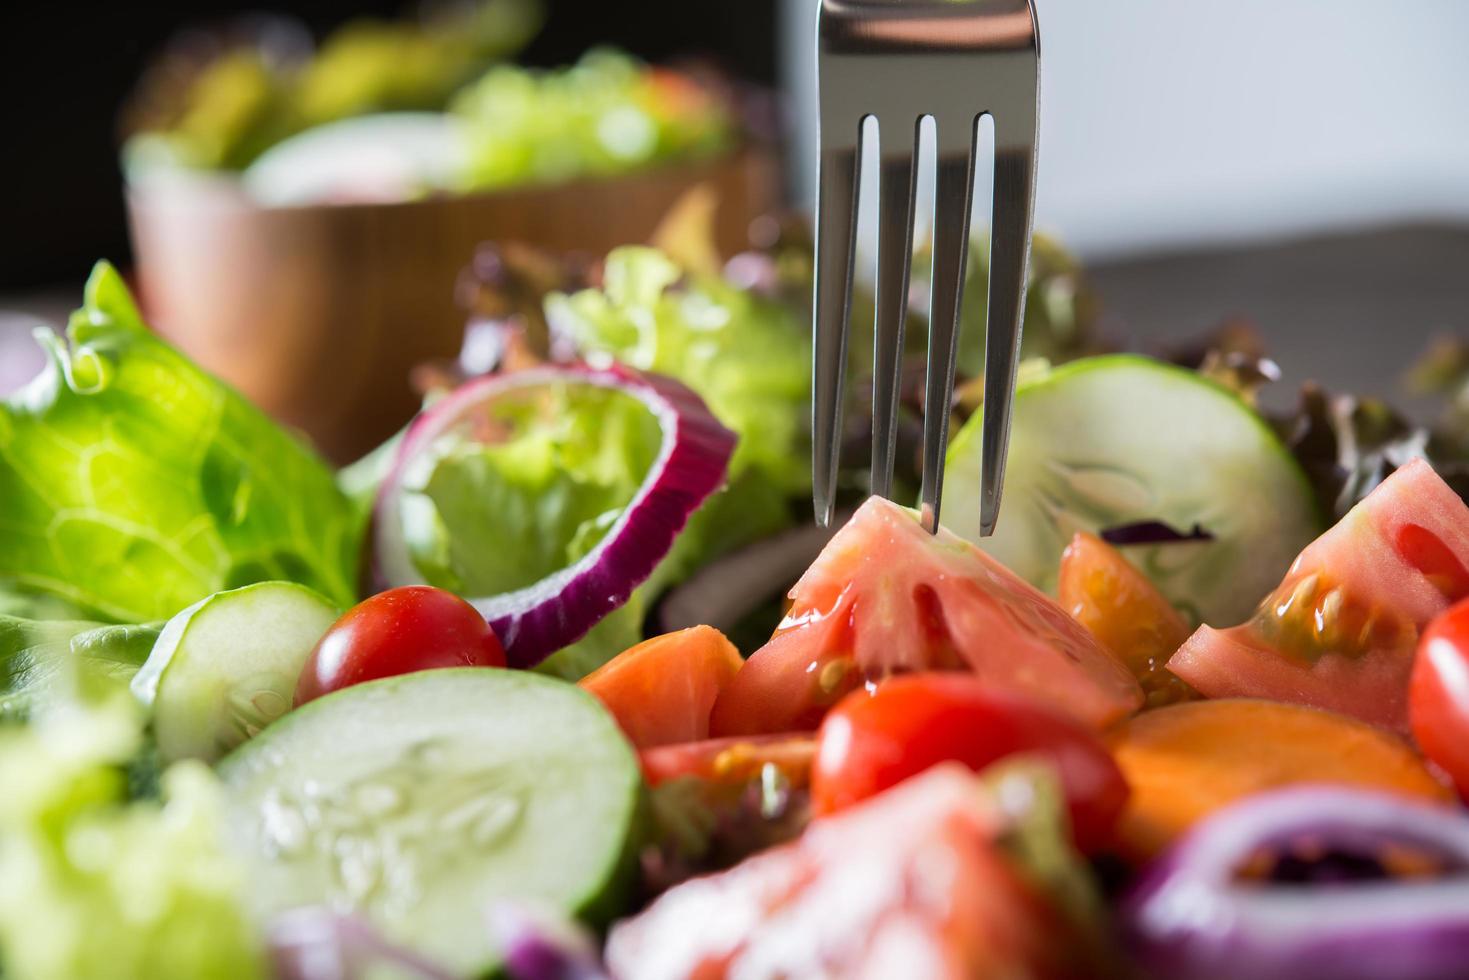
453 50 736 192
122 0 542 173
122 3 739 198
0 679 262 980
5 202 1469 979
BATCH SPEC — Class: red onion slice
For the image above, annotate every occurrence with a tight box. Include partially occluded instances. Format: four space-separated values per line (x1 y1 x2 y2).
1123 786 1469 980
374 363 736 668
268 908 455 980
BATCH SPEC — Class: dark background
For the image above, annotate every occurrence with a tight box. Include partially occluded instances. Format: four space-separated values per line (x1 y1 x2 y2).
0 1 779 290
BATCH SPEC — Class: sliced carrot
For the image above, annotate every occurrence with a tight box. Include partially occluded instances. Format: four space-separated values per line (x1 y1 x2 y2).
1058 532 1197 707
579 625 744 750
1107 698 1453 860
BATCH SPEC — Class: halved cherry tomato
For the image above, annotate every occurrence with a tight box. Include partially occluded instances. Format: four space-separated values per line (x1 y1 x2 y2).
641 733 815 788
1109 698 1453 860
295 585 505 705
1058 532 1196 707
710 498 1142 737
1410 597 1469 799
811 674 1128 853
579 626 744 749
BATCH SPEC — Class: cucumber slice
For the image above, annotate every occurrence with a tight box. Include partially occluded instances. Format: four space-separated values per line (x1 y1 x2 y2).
131 582 338 763
218 668 642 977
943 355 1322 625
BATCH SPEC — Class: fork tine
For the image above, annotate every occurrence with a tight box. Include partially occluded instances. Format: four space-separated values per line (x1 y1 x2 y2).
812 130 864 528
918 119 978 533
979 105 1039 536
870 117 920 502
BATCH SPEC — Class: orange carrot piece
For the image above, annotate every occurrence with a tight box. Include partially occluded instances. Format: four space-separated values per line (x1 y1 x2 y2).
1059 532 1197 707
580 625 744 750
1107 698 1453 860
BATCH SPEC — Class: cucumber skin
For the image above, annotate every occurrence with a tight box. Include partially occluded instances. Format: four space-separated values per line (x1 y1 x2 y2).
219 668 646 975
134 581 340 763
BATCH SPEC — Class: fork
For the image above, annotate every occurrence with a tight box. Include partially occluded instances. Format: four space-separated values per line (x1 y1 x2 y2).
812 0 1040 535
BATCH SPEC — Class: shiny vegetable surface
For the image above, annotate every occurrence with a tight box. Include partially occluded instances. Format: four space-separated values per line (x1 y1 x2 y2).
1058 532 1196 706
1410 597 1469 800
295 586 505 705
811 674 1128 854
579 626 743 749
711 497 1142 736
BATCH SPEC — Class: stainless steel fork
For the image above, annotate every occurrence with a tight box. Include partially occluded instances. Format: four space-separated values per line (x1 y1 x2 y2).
812 0 1040 535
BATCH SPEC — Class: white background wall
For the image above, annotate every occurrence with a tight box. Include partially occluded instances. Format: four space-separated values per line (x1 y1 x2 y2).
780 0 1469 259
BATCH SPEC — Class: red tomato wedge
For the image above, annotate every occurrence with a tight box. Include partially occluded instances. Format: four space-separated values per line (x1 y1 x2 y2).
710 497 1143 735
605 764 1074 980
812 675 1128 853
1168 459 1469 733
579 626 743 749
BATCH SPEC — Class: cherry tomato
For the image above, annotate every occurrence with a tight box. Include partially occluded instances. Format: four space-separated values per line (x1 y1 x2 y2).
812 673 1129 853
1410 597 1469 798
295 585 505 705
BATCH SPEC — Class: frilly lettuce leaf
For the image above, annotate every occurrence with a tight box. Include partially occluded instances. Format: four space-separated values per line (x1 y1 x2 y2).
397 368 786 679
0 263 359 623
399 380 663 679
402 381 662 596
546 246 810 491
1 616 160 723
0 686 264 979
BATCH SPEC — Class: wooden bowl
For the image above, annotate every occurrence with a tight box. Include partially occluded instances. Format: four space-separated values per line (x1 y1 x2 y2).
125 148 781 462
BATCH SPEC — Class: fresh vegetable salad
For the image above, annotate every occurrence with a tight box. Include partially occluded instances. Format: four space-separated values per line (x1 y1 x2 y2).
121 0 740 203
4 217 1469 980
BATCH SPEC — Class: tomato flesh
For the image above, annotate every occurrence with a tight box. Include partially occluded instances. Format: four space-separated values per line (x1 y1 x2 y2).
606 765 1073 980
1410 598 1469 800
579 626 744 749
1057 532 1196 707
641 733 815 788
294 585 505 705
812 674 1128 853
710 497 1143 736
1168 459 1469 733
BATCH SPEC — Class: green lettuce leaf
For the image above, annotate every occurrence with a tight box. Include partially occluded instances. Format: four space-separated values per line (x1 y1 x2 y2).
397 370 785 678
1 616 160 723
0 262 360 623
546 246 811 491
399 379 663 678
0 688 264 979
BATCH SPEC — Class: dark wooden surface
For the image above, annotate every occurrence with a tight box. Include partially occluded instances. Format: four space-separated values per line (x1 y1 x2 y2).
1087 225 1469 418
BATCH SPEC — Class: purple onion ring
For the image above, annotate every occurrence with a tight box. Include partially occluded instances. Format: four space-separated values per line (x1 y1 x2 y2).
374 363 736 668
1122 785 1469 980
